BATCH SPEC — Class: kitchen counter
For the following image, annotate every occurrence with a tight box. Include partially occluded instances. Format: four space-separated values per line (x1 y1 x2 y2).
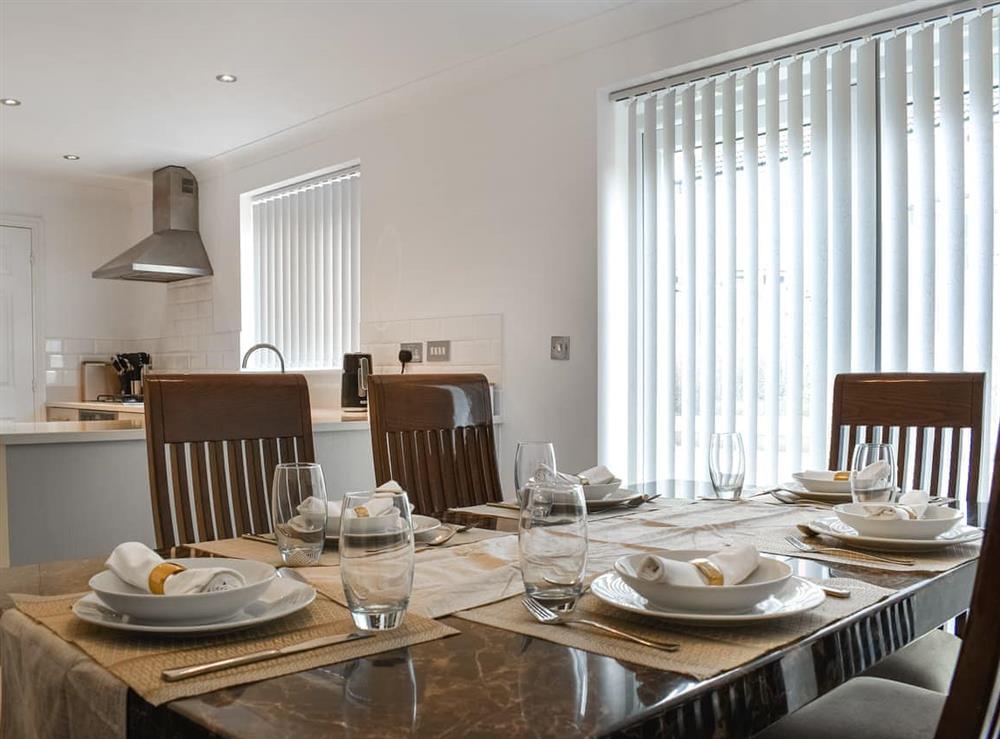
0 419 146 445
1 410 501 565
19 409 375 444
46 401 145 415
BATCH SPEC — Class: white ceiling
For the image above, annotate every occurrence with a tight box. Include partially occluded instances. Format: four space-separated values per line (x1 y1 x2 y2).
0 0 630 183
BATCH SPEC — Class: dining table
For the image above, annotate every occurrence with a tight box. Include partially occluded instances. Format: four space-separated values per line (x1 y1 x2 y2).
0 479 982 738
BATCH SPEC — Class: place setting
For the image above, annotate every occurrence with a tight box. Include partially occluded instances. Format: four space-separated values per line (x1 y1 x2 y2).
73 541 316 636
456 473 893 683
782 444 983 568
479 441 658 516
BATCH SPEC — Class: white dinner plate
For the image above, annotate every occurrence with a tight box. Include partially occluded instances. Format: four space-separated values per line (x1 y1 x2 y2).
590 572 825 625
586 490 644 512
326 514 441 541
73 577 315 635
782 482 853 503
807 516 983 552
791 472 852 495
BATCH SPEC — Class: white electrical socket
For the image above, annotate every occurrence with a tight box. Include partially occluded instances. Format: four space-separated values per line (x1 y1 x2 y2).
400 342 423 362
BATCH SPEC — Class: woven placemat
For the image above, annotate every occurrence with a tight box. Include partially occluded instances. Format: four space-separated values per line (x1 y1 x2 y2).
15 592 457 706
455 577 894 680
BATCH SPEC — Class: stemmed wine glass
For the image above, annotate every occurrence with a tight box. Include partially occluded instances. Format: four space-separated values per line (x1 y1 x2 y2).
514 441 557 505
850 443 896 503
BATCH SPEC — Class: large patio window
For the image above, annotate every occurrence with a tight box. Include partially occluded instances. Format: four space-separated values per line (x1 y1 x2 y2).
602 7 999 497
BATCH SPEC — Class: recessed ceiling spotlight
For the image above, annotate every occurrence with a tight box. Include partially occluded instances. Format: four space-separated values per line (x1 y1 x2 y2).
215 73 238 83
1 98 21 106
63 154 80 161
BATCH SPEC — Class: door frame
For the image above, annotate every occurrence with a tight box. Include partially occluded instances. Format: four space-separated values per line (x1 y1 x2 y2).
0 214 46 421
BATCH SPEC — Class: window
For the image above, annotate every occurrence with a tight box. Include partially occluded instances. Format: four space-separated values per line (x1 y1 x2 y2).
602 7 999 496
242 166 360 370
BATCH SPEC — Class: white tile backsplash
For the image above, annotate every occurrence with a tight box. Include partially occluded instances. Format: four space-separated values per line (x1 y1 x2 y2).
360 313 502 387
43 278 236 402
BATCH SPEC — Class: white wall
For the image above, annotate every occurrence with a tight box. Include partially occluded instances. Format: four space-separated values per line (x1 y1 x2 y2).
192 0 920 486
0 173 159 406
0 174 154 339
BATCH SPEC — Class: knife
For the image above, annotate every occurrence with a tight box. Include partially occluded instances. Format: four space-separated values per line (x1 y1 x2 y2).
161 632 375 682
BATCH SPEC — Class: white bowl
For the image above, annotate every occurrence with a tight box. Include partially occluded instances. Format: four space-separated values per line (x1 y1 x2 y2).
89 558 276 623
833 503 962 540
582 479 623 501
792 472 851 494
613 550 792 613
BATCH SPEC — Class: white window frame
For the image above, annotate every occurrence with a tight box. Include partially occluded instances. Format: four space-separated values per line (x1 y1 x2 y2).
239 161 361 371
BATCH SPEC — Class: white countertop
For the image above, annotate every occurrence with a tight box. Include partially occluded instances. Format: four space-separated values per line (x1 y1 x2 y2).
3 411 371 445
0 419 148 444
10 408 498 445
47 401 146 414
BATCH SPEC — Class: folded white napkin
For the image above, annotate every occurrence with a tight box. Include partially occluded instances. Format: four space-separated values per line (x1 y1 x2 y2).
856 460 892 483
576 465 616 485
105 542 246 595
635 545 760 587
297 480 410 527
863 490 930 520
799 470 845 480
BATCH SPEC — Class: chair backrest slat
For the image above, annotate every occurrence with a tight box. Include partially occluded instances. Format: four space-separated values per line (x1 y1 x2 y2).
145 374 314 549
368 374 502 514
934 427 1000 738
828 373 985 508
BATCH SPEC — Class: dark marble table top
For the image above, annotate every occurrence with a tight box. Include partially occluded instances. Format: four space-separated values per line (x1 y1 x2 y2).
0 480 980 738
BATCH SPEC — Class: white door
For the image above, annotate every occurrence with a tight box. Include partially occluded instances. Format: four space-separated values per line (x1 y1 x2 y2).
0 226 35 421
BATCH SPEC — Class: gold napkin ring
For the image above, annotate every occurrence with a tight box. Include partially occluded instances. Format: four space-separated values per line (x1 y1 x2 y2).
833 471 851 481
689 558 725 586
148 563 186 594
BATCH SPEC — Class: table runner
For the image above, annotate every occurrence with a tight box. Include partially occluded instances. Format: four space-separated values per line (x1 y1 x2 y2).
1 609 125 739
450 494 693 522
8 592 457 710
585 500 981 573
191 537 342 566
189 527 508 569
455 577 894 680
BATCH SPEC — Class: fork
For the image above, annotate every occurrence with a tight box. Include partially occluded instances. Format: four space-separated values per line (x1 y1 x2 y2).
521 597 680 651
783 536 914 566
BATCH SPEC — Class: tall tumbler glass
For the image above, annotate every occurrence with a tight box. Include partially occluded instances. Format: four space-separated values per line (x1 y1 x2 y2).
272 462 328 567
518 479 588 611
851 443 896 503
514 441 557 505
340 490 415 631
708 432 746 500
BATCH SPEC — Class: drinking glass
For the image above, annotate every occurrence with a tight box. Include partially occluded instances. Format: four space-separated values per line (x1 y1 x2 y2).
518 479 587 611
708 432 745 500
514 441 557 505
851 443 896 503
271 463 328 567
339 490 415 630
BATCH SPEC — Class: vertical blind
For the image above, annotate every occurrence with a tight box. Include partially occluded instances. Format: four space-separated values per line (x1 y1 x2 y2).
605 7 1000 497
247 167 361 370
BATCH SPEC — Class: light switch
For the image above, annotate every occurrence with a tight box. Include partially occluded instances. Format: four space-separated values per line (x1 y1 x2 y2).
550 336 570 360
427 340 451 362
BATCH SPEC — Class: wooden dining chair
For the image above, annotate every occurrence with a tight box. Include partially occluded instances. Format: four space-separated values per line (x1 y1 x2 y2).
758 424 1000 739
367 373 502 515
828 373 986 509
144 373 315 549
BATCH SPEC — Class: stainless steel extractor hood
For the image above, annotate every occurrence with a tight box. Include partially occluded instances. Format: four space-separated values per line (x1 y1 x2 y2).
93 166 213 282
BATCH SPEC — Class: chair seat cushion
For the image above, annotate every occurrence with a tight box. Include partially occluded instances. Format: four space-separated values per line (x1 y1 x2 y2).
755 677 945 739
861 629 961 692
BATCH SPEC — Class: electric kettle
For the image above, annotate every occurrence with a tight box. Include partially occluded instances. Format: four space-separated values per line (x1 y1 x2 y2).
341 353 372 411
